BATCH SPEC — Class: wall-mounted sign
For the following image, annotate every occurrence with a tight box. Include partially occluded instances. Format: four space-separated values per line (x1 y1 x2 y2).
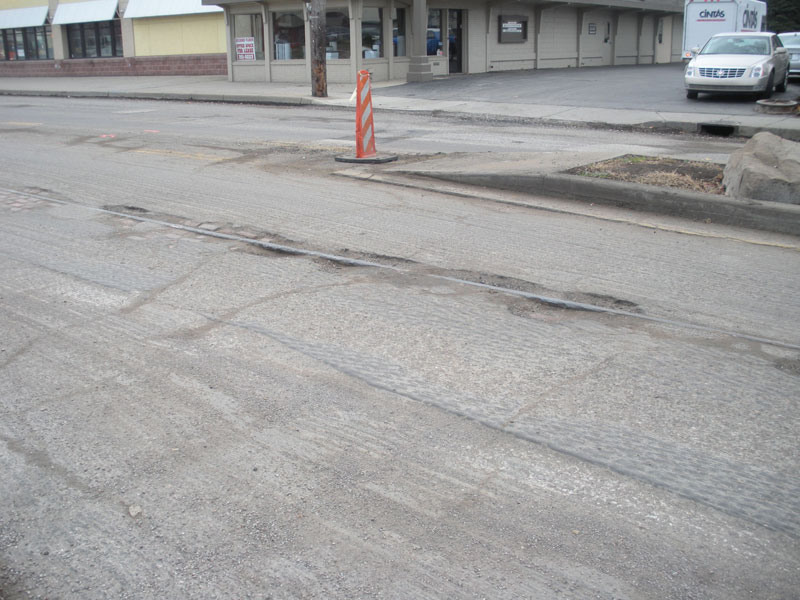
235 37 256 61
499 15 528 43
588 23 597 35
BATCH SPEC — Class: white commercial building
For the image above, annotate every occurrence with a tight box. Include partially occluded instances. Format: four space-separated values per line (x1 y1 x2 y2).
203 0 684 83
0 0 683 81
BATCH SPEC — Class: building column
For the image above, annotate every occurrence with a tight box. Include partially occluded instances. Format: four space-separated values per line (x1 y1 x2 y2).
263 4 272 83
407 0 431 82
46 0 63 59
388 0 396 79
611 12 620 66
120 17 135 57
224 8 234 81
350 0 360 82
51 25 68 60
485 3 491 73
534 6 545 70
533 3 560 70
576 8 585 68
636 12 643 65
653 15 659 62
303 3 312 84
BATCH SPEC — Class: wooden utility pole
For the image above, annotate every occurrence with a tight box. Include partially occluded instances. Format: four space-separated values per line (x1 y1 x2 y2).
308 0 327 97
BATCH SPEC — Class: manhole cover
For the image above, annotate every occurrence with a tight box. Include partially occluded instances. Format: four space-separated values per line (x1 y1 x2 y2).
754 99 799 114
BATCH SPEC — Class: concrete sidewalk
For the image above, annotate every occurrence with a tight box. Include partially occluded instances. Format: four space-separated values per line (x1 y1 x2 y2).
0 74 798 140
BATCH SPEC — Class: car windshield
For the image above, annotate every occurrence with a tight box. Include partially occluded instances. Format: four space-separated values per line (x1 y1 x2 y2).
701 37 770 55
778 34 800 48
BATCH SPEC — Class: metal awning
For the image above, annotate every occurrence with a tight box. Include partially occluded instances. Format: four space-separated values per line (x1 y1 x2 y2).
123 0 222 19
0 5 49 29
52 0 119 25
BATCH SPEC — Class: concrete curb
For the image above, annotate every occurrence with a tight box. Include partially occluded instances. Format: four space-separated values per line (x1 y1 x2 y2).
404 171 800 236
0 88 317 106
104 91 316 106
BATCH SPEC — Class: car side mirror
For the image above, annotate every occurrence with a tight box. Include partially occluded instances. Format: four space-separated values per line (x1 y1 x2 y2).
691 47 700 56
776 47 788 54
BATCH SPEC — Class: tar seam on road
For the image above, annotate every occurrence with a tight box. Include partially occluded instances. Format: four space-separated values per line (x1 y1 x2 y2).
5 185 800 352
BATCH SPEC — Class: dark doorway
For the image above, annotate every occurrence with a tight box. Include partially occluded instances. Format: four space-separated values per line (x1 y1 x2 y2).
448 10 463 74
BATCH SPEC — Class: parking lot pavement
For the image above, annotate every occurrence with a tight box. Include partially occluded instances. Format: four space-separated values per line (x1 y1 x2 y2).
373 63 800 115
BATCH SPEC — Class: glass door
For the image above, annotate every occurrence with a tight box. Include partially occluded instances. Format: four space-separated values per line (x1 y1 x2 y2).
447 10 463 73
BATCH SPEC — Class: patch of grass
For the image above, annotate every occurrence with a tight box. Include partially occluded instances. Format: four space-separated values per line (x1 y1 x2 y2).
567 154 725 195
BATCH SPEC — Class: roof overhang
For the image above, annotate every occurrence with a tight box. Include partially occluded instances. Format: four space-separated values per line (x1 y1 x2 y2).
201 1 245 6
124 0 222 19
52 0 119 25
0 5 49 29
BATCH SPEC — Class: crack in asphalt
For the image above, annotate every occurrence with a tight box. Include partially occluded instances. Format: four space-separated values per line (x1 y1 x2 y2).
3 186 799 352
4 186 799 539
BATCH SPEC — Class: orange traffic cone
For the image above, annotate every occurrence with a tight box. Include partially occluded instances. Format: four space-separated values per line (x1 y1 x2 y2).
356 70 378 159
335 70 397 164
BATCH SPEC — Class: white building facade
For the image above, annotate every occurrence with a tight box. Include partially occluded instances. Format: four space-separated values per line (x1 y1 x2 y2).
0 0 683 80
204 0 684 84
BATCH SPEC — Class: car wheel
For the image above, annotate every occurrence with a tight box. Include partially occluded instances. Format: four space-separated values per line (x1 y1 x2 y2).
686 90 698 99
761 72 775 99
776 68 789 93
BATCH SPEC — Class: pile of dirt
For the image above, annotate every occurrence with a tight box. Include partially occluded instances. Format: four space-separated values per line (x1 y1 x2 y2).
567 154 725 195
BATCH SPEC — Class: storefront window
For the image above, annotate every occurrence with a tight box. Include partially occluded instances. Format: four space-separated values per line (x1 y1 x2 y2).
13 29 25 59
68 25 84 58
24 28 37 59
37 27 51 59
1 27 51 60
427 9 442 56
362 7 382 58
326 9 350 59
67 21 122 58
84 23 97 56
273 11 304 60
234 14 265 61
99 22 113 57
392 8 406 57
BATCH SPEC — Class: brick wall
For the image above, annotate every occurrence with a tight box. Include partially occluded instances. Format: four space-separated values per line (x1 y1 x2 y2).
0 54 228 77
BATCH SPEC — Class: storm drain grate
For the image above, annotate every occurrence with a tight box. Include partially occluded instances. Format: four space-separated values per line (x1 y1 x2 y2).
698 123 737 137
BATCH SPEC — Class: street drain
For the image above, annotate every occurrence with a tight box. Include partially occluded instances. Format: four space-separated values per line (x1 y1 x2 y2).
698 123 736 137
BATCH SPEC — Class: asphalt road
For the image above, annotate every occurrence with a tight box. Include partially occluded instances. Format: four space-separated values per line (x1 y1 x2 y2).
0 93 746 159
375 63 800 114
1 98 799 599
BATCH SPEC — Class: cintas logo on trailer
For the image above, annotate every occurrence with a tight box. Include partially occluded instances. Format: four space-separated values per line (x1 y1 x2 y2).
682 0 767 59
742 9 759 30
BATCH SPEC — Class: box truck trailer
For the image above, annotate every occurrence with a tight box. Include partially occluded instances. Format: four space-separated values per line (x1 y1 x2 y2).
682 0 767 59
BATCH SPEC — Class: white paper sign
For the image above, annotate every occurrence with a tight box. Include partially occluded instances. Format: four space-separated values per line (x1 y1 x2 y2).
235 37 256 61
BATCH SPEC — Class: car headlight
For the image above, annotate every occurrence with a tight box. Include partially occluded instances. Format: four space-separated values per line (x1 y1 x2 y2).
685 65 695 77
750 64 763 78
